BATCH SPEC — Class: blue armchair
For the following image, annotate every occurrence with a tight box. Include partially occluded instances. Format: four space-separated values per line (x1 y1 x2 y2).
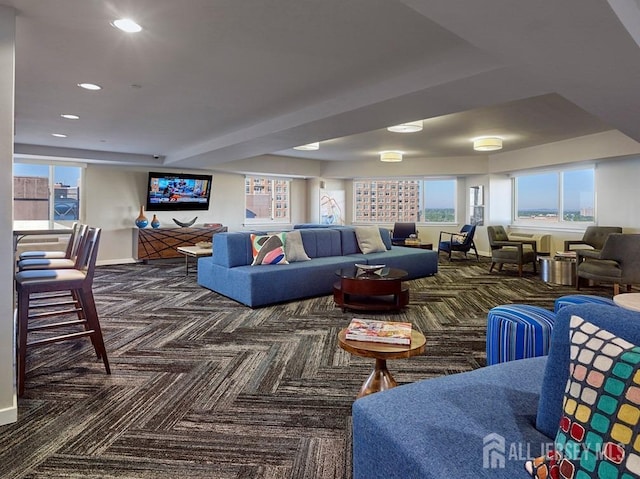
437 224 479 261
391 222 417 246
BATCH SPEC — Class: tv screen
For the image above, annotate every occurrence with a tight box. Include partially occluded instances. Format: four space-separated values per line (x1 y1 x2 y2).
145 172 213 211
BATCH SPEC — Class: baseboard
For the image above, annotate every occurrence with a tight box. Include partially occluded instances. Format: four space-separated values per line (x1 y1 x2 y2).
0 397 17 425
96 258 138 266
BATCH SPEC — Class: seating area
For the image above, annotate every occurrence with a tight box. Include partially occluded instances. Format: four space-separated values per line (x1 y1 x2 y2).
4 3 640 477
437 224 478 261
564 225 622 258
353 302 640 479
487 225 538 276
14 224 110 397
576 232 640 295
197 225 438 307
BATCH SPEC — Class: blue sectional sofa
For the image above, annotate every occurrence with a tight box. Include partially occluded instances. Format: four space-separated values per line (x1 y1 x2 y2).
352 303 640 479
197 226 438 307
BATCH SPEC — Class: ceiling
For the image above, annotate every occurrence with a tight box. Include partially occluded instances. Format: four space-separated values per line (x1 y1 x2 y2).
5 0 640 170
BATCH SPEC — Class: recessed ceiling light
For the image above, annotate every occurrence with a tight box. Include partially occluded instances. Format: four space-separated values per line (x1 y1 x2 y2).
61 114 79 120
78 83 102 91
293 142 320 151
112 18 142 33
387 120 423 133
51 133 67 138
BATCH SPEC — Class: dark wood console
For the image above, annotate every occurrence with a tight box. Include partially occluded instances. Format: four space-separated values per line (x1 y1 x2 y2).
133 226 227 261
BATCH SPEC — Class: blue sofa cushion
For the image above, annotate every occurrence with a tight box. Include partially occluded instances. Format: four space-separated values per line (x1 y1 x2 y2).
536 304 640 438
298 228 342 257
353 356 551 479
212 232 254 268
553 294 617 313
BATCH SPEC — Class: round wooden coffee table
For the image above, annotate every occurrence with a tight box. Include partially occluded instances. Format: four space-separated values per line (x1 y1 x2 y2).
338 328 426 398
333 266 409 312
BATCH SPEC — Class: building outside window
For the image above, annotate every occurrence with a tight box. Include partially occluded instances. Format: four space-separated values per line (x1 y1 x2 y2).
245 176 290 223
513 167 595 225
13 162 82 222
354 178 456 223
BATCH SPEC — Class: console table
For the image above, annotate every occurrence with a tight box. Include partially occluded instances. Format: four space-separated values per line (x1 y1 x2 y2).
133 226 226 262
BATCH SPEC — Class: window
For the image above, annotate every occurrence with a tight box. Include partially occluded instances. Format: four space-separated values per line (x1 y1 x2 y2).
514 167 595 225
353 178 456 223
13 162 83 222
245 176 290 223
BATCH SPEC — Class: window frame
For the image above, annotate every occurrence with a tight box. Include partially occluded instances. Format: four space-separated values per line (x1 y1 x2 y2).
13 159 85 225
352 177 457 225
512 166 595 229
244 175 291 225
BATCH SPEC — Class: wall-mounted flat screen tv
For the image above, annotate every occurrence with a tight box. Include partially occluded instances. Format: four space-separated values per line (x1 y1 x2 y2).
145 171 213 211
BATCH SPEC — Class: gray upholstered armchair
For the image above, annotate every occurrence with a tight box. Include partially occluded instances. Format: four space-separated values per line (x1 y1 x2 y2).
576 233 640 295
564 226 622 259
487 225 537 277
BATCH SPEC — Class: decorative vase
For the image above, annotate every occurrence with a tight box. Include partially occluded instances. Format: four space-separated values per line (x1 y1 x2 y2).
151 214 160 229
135 205 149 228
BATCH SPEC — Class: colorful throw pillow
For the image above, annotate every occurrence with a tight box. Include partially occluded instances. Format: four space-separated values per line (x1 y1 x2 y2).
284 230 310 262
354 226 387 254
525 315 640 478
250 233 288 265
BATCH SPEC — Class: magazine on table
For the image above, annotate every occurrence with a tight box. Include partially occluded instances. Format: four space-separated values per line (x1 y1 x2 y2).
345 318 412 345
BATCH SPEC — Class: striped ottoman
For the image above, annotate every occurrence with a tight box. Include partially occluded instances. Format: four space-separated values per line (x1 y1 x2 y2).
486 304 556 365
553 294 617 313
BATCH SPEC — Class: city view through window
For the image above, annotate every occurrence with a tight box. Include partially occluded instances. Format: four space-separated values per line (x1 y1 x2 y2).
13 163 82 222
245 177 290 222
354 179 456 223
515 168 595 223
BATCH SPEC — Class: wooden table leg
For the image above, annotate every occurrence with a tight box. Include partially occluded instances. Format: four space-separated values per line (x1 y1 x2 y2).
356 358 398 398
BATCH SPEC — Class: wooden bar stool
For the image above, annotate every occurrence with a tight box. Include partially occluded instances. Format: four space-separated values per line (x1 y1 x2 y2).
17 224 88 271
18 222 82 260
15 226 110 397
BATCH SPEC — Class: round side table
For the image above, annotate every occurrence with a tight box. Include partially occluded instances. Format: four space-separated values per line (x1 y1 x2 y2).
337 328 426 398
613 293 640 312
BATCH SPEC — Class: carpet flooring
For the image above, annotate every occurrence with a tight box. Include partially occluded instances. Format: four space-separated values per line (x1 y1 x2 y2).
0 257 614 478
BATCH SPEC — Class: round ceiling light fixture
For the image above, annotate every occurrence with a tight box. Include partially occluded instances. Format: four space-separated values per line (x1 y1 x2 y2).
379 151 403 162
387 120 423 133
77 83 102 91
473 137 503 151
112 18 142 33
293 142 320 151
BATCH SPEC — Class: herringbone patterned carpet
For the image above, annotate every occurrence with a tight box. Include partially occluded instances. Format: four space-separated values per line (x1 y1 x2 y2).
0 257 613 478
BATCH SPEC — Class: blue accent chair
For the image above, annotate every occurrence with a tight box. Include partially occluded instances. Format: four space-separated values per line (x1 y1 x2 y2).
553 294 617 313
391 222 417 246
437 224 479 261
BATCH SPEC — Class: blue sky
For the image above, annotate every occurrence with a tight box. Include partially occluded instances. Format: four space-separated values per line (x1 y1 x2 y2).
14 163 81 186
517 169 594 210
425 180 455 208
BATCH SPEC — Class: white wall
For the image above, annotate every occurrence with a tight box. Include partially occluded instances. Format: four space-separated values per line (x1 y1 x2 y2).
0 6 16 426
83 165 310 263
596 157 640 230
